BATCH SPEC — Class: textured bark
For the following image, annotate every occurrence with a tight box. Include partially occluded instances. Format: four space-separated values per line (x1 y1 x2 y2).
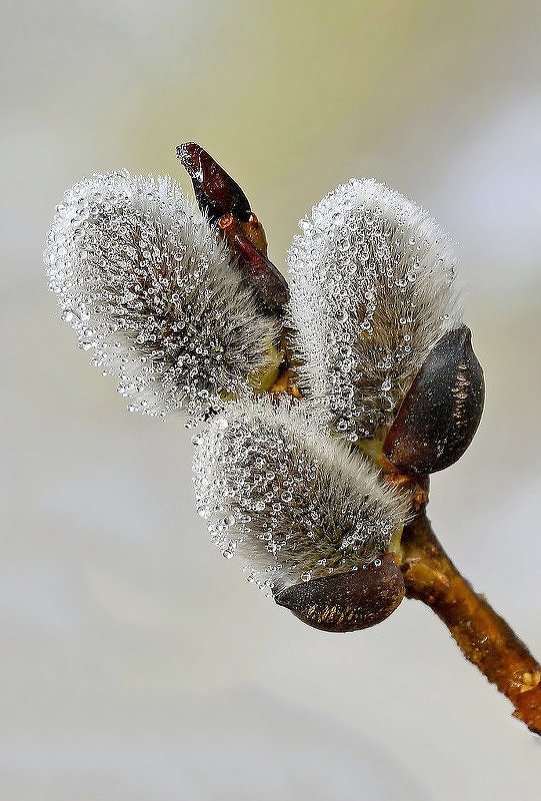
401 511 541 735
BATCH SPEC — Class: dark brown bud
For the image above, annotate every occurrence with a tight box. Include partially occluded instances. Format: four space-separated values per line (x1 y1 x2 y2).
178 142 289 313
177 142 251 222
383 326 485 475
228 230 290 313
274 553 405 633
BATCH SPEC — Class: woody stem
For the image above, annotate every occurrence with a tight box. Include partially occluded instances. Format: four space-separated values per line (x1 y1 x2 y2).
400 509 541 736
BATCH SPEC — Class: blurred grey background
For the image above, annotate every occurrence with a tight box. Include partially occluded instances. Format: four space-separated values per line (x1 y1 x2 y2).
2 1 541 799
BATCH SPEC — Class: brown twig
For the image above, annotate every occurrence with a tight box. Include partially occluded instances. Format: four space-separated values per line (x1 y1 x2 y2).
269 349 541 734
400 510 541 736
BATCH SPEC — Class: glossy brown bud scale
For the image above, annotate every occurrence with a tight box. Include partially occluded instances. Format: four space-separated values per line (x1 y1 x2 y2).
383 326 485 475
274 553 405 633
178 142 289 312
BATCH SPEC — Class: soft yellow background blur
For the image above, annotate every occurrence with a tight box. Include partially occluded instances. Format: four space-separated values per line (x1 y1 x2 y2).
2 1 541 799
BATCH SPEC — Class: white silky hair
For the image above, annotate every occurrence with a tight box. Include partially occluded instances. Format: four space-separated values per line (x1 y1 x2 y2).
287 179 463 441
192 398 409 592
45 170 278 420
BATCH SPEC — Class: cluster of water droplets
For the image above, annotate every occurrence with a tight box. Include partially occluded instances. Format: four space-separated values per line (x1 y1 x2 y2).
287 178 462 441
192 400 408 592
44 171 277 421
44 167 465 598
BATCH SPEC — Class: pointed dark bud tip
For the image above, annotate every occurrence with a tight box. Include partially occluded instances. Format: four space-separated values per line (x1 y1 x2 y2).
176 142 251 223
274 553 405 633
383 325 485 475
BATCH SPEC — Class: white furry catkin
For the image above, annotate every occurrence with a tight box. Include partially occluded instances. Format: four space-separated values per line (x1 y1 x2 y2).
193 399 408 592
287 179 463 441
45 171 278 420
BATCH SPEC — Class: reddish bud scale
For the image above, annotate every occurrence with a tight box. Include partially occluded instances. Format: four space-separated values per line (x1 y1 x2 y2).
177 142 289 312
226 227 290 313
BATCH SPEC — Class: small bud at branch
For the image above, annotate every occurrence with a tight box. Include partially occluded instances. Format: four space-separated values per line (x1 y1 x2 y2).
178 142 289 313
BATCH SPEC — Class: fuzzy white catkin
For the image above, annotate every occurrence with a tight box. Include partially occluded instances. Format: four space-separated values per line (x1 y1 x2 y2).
192 399 408 592
44 171 278 420
287 179 463 441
